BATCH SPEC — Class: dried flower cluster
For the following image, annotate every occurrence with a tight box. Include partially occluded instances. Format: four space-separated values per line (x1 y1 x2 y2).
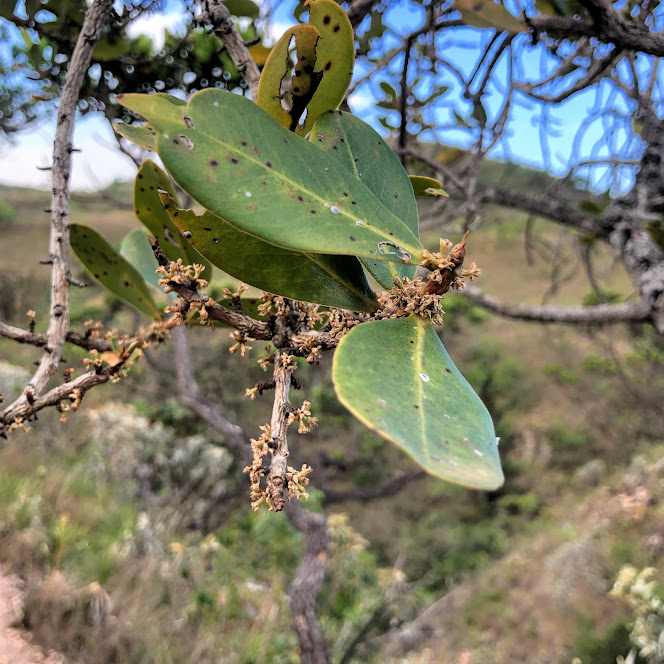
288 400 318 434
377 277 446 325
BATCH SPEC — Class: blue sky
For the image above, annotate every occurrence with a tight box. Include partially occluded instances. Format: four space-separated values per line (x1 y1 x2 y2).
0 0 647 192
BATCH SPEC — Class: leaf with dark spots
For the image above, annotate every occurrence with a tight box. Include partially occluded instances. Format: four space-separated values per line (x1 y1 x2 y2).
116 90 422 263
71 224 162 319
133 160 212 280
159 192 379 312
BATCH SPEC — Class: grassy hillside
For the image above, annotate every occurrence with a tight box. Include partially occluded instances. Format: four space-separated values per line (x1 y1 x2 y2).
0 178 662 663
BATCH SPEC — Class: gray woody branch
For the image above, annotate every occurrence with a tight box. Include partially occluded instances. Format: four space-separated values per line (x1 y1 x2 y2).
528 3 664 58
1 0 115 422
199 0 260 99
171 326 330 664
462 286 651 325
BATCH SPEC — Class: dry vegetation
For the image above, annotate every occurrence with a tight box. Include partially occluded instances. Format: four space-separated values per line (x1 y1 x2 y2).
0 180 662 663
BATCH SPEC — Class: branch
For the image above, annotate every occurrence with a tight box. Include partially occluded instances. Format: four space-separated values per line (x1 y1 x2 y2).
347 0 376 28
0 369 113 433
172 325 252 462
149 237 272 339
528 9 664 58
600 109 664 335
477 186 601 235
285 500 330 664
200 0 261 99
0 320 114 353
462 285 652 324
266 349 293 512
3 0 114 418
322 470 427 505
170 326 330 664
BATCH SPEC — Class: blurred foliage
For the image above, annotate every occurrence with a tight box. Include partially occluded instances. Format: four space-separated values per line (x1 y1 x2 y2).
0 0 261 136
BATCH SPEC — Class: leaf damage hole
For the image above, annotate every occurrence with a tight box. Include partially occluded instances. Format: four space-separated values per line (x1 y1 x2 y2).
183 115 195 130
378 241 411 262
178 134 194 150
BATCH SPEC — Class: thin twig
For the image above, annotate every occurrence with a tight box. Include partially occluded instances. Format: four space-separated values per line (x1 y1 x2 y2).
462 285 651 325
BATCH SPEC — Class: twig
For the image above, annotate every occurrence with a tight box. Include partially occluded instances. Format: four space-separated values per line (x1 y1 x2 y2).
266 349 293 512
322 470 426 504
172 325 251 462
170 325 330 664
1 0 114 422
199 0 261 99
0 320 113 353
462 285 652 325
285 501 330 664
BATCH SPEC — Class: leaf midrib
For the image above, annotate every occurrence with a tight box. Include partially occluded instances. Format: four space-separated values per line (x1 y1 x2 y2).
413 318 428 460
151 102 421 260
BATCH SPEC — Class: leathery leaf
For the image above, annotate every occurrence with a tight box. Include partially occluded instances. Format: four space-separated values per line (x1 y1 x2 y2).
133 160 212 280
116 89 423 264
159 192 378 312
332 316 504 490
114 123 157 151
256 24 320 131
71 224 162 319
114 92 187 153
297 0 355 135
311 110 419 288
120 228 165 293
409 175 449 198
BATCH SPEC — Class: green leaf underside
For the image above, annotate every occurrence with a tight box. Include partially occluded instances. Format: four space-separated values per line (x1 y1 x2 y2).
120 228 167 294
116 90 422 264
310 110 419 288
134 160 212 280
332 317 503 490
409 175 448 198
71 224 162 319
160 193 378 312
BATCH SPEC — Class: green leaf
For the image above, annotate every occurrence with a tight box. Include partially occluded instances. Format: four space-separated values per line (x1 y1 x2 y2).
116 90 423 265
297 0 355 136
70 224 162 319
333 316 503 490
456 0 525 32
453 109 470 127
578 199 604 214
114 123 157 151
310 110 419 289
120 228 166 293
224 0 260 18
92 36 131 61
133 160 212 280
159 192 378 312
379 81 397 100
256 24 320 131
409 175 449 198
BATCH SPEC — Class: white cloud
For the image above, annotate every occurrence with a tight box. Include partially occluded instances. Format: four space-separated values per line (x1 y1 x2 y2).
125 9 189 51
0 114 139 191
